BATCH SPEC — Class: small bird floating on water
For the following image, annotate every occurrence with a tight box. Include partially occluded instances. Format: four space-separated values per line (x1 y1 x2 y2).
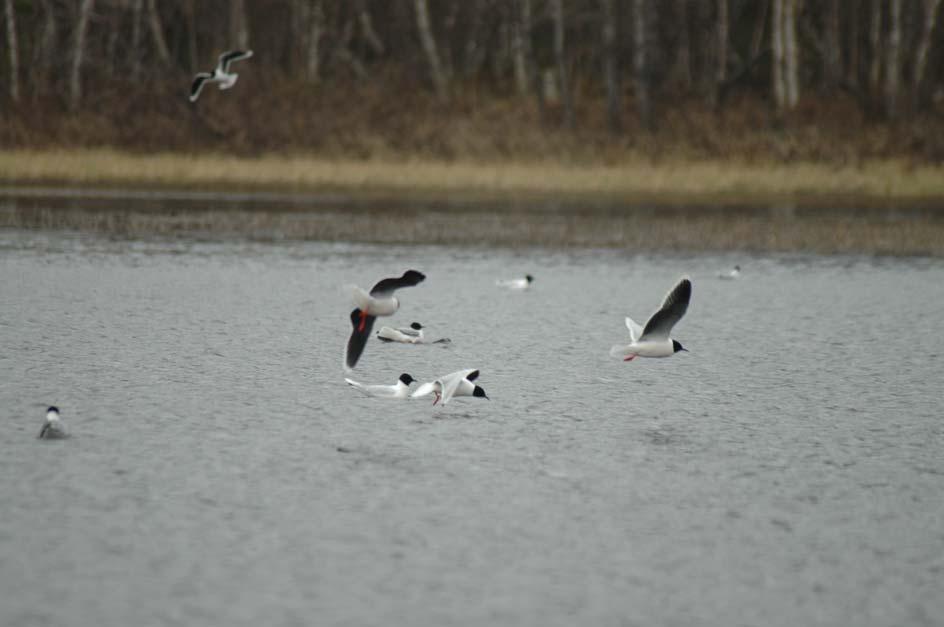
345 269 426 370
610 277 692 361
344 373 416 399
38 406 68 439
189 50 254 102
496 275 534 290
376 322 450 344
718 265 741 280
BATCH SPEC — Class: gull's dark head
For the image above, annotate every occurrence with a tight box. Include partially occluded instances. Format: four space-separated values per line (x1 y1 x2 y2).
398 373 416 386
672 340 688 353
734 265 741 271
525 274 534 283
410 322 423 330
473 386 489 400
47 406 59 415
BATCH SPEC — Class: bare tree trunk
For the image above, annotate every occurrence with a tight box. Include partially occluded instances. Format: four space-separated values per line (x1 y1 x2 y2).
847 0 859 87
303 0 325 82
772 0 785 110
672 0 692 90
69 0 94 110
633 0 651 129
716 0 728 85
357 0 384 55
184 0 198 73
230 0 249 49
784 0 799 108
913 0 942 97
147 0 171 65
511 0 529 95
601 0 621 133
464 0 487 78
885 0 902 118
130 0 143 79
414 0 449 100
34 0 57 87
750 0 769 64
823 0 841 90
868 0 882 97
552 0 575 128
4 0 18 102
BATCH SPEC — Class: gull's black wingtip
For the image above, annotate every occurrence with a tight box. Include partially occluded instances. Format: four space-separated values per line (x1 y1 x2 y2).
346 308 375 369
402 269 426 285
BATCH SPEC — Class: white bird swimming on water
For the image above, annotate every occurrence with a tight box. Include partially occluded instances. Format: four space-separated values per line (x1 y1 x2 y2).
718 265 741 280
345 269 426 370
189 50 254 102
496 275 533 290
376 322 450 344
38 406 67 439
344 373 416 399
610 277 692 361
411 369 489 405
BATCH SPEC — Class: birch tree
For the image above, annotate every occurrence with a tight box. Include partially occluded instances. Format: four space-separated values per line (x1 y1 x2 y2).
414 0 449 100
69 0 95 110
913 0 943 98
772 0 799 111
511 0 531 95
884 0 902 118
231 0 249 50
601 0 621 133
633 0 651 128
146 0 170 66
552 0 575 128
4 0 18 102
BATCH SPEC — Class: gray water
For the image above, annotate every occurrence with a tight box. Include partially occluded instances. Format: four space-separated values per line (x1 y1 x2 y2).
1 228 942 627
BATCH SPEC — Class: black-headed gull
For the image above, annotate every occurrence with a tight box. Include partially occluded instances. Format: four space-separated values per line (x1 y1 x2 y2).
344 373 416 399
496 274 533 290
610 277 691 361
38 406 67 439
411 368 489 405
345 270 426 370
718 265 741 280
189 50 253 102
376 322 450 344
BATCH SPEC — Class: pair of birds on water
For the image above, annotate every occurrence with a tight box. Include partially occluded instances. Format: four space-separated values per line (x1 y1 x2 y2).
341 268 693 405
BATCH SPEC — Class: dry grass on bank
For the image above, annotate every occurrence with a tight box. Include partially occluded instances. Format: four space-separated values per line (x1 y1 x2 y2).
3 148 944 206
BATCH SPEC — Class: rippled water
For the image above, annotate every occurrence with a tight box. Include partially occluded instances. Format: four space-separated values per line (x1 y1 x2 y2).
1 228 942 626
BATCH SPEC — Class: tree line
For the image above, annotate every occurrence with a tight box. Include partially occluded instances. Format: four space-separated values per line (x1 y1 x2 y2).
2 0 942 130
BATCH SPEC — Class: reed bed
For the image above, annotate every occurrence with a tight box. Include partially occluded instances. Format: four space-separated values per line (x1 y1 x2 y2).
3 148 944 205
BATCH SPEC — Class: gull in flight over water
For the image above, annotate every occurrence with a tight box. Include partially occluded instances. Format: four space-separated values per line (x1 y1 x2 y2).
190 50 254 102
411 369 489 405
610 277 692 361
345 270 426 370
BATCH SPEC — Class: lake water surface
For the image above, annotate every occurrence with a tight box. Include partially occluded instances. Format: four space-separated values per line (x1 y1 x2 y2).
1 228 942 626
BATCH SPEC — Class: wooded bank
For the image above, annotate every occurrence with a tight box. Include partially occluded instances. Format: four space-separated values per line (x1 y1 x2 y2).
1 1 943 162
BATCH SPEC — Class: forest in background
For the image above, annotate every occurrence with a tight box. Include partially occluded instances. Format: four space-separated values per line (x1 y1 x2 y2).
2 0 944 164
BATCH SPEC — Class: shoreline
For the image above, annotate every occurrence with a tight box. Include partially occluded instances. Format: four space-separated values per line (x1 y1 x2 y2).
3 148 944 209
2 149 944 256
